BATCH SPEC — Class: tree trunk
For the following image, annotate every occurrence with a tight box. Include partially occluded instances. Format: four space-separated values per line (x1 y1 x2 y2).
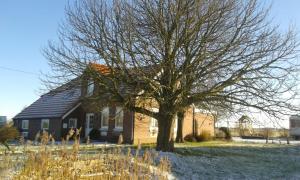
156 113 175 152
175 111 185 143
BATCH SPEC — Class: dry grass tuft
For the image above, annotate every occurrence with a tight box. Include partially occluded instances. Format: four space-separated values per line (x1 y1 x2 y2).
2 129 171 179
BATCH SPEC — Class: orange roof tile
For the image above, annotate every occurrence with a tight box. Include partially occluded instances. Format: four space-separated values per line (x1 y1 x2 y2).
89 63 111 75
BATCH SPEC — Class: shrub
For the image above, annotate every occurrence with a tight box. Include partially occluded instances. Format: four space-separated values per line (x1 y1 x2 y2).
13 131 171 179
220 127 232 140
184 134 197 142
219 127 232 140
88 128 100 140
0 125 19 150
196 130 213 141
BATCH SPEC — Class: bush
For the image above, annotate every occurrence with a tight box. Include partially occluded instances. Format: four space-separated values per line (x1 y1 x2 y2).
0 125 19 149
219 127 232 140
88 129 100 140
196 130 213 141
184 134 197 142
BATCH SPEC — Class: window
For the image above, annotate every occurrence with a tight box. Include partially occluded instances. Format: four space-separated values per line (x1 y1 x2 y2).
22 120 29 130
69 118 77 128
41 119 49 130
87 113 94 129
149 108 158 137
150 118 158 128
115 107 124 129
101 107 109 128
87 80 94 96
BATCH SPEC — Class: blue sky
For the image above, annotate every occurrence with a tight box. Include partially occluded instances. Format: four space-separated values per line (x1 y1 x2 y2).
0 0 300 123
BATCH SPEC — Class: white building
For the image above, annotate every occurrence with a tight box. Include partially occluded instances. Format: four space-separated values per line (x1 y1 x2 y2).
290 115 300 140
0 116 7 127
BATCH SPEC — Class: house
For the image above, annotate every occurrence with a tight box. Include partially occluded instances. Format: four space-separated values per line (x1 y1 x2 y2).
290 115 300 140
13 64 214 144
0 116 7 127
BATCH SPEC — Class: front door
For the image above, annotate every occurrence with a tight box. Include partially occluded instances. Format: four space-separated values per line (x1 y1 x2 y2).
85 113 94 137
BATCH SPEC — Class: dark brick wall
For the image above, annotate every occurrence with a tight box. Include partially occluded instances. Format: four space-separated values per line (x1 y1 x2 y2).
97 106 133 144
14 118 62 140
61 106 85 139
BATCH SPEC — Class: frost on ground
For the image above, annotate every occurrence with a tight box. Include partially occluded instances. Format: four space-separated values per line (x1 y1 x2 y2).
1 141 300 180
160 142 300 180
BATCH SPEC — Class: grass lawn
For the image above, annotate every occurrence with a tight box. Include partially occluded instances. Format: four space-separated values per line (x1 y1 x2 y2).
162 141 300 179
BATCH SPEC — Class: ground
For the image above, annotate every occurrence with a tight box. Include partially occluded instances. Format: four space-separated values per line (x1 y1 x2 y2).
164 141 300 179
1 140 300 179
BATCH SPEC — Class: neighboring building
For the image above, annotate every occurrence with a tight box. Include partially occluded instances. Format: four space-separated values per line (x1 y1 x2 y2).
0 116 7 127
290 115 300 140
13 64 214 143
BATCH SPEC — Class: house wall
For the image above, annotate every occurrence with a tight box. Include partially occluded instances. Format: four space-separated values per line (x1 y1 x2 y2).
194 112 215 136
133 112 157 144
14 118 62 140
133 107 215 144
82 105 134 144
61 106 86 139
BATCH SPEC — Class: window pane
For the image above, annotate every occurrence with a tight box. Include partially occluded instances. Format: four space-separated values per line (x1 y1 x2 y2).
102 107 109 127
151 118 158 128
115 107 123 128
69 118 77 128
22 120 29 129
41 119 49 130
89 115 94 128
87 80 94 96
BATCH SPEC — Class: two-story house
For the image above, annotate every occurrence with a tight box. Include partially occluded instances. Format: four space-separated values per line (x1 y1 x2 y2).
13 64 214 144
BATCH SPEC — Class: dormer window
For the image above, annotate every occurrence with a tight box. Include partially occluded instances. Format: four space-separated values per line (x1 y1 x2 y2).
87 80 94 96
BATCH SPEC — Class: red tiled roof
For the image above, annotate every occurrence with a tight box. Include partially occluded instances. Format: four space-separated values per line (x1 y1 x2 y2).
89 63 111 75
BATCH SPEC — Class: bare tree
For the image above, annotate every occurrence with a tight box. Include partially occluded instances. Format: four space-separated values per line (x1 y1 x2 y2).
44 0 300 151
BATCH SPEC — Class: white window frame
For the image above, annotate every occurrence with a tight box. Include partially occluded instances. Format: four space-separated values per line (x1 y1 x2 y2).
22 120 29 130
41 119 49 130
101 107 109 129
86 80 94 96
69 118 77 129
114 107 124 130
149 108 158 137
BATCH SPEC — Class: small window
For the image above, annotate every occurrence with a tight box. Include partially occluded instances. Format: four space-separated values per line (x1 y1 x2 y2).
87 113 94 129
115 107 124 129
41 119 49 130
87 80 94 96
101 107 109 128
69 118 77 129
22 120 29 130
150 118 158 128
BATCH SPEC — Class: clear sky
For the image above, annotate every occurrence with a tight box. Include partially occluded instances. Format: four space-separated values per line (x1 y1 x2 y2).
0 0 300 126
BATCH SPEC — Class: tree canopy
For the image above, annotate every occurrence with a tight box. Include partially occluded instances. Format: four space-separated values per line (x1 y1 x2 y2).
44 0 300 151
